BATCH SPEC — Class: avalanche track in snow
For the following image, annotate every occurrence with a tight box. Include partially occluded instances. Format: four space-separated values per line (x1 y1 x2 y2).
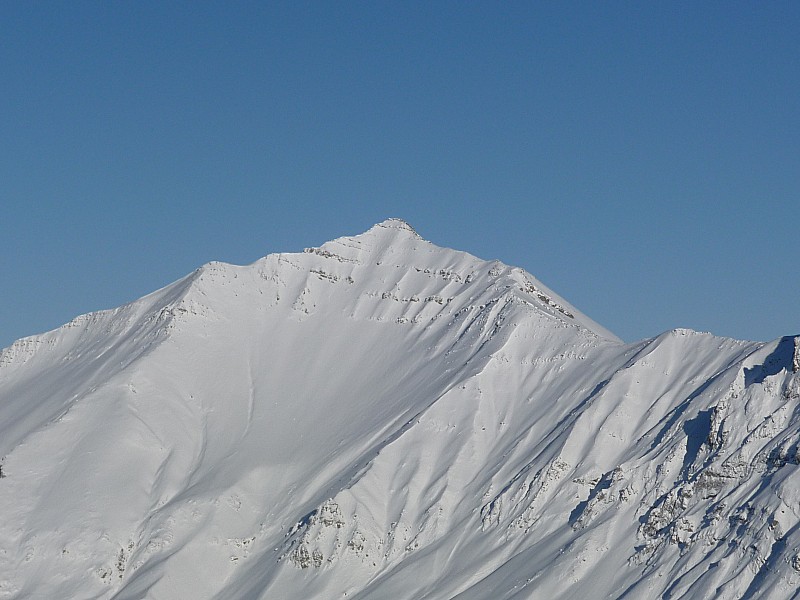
0 218 798 599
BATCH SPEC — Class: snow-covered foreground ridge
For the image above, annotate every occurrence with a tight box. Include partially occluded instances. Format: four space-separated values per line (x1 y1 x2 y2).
1 219 798 600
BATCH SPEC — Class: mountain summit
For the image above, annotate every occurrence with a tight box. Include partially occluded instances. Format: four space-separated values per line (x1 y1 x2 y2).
0 221 798 599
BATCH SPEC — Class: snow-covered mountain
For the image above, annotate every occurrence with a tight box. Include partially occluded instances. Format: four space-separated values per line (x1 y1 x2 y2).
0 218 798 599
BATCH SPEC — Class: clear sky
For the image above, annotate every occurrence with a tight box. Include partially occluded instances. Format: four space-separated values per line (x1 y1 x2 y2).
1 2 798 348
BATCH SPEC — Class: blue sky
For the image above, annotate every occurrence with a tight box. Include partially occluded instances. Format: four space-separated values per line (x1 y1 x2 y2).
1 2 797 348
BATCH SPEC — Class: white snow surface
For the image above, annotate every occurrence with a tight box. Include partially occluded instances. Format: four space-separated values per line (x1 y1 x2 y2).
1 218 799 599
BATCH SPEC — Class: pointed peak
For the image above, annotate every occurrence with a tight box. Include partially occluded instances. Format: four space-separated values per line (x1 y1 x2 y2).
370 218 421 238
318 218 424 255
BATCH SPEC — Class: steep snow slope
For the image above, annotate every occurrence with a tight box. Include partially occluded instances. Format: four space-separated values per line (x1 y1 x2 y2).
0 219 797 599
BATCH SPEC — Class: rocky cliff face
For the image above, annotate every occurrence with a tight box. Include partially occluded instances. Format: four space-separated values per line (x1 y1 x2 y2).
0 220 797 599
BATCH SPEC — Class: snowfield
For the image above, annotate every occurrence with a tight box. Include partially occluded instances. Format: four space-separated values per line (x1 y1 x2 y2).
0 219 798 599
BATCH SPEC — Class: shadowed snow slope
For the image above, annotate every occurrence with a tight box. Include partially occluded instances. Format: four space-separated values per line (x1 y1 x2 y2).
0 218 798 599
